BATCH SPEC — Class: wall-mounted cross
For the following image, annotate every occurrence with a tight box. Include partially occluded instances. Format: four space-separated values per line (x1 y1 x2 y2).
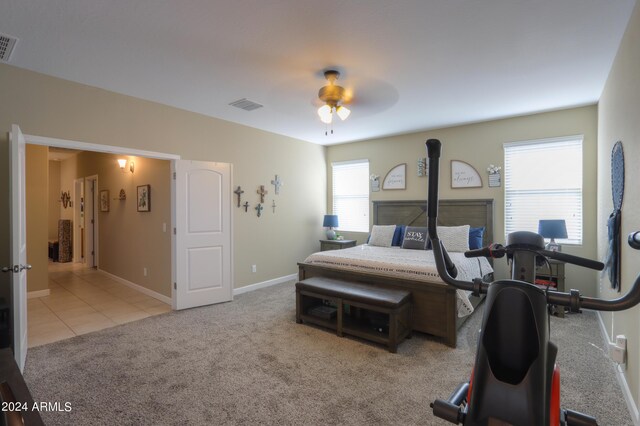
272 200 277 213
257 185 268 203
255 203 264 217
234 186 245 208
271 175 283 195
242 201 249 212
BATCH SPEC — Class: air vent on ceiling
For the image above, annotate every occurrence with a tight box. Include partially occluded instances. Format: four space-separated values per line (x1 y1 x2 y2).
0 33 18 63
229 98 263 111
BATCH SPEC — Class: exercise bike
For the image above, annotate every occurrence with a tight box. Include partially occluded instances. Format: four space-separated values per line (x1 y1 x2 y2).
425 139 640 425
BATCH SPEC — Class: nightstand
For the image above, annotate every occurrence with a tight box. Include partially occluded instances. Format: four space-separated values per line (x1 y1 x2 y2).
320 239 357 251
536 259 566 317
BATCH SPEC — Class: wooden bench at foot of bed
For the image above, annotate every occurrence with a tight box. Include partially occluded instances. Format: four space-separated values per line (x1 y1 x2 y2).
296 277 412 353
298 263 483 348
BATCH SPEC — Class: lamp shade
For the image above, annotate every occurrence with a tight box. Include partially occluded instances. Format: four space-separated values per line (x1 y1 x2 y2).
323 215 339 228
538 220 568 239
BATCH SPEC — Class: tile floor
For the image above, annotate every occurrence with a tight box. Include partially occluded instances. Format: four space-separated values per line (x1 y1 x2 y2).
28 262 171 348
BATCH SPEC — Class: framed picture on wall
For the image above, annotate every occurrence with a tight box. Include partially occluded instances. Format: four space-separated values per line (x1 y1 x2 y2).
100 190 110 212
137 185 151 212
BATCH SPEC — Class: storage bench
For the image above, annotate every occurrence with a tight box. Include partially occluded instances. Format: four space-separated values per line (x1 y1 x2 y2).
295 277 412 353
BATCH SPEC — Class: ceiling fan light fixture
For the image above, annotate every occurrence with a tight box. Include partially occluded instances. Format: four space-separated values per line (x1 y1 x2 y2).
336 105 351 120
317 69 350 128
318 104 333 123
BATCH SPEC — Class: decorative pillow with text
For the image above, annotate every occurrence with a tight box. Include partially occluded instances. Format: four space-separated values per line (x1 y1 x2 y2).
402 227 429 250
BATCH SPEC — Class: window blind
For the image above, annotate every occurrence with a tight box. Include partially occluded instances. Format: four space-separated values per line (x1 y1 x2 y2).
332 160 369 232
504 136 583 244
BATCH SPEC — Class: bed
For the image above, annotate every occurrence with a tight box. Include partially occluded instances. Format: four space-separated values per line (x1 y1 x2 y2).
298 199 494 348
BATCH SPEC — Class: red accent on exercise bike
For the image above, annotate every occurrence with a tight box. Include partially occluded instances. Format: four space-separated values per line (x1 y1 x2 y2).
467 369 474 403
550 365 561 426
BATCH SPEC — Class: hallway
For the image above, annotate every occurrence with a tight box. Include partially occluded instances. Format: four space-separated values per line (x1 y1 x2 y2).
28 262 171 348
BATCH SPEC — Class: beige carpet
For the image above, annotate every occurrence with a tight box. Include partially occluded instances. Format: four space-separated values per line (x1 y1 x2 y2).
24 281 632 425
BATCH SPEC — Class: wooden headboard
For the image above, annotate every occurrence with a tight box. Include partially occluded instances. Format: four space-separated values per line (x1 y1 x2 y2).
372 199 495 246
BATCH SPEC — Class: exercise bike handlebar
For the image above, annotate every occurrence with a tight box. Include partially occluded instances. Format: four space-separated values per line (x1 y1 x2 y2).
426 138 640 313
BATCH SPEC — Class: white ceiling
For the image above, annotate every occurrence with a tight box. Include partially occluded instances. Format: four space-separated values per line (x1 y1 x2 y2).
1 1 636 145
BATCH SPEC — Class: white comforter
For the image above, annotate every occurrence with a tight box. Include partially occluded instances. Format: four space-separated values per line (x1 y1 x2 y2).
303 245 493 317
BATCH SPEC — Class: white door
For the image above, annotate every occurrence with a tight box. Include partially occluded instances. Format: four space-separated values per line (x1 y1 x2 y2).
8 124 29 371
173 160 233 310
73 178 84 263
84 177 98 268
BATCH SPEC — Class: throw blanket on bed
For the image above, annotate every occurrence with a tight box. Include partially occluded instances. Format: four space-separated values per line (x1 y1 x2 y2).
303 245 493 318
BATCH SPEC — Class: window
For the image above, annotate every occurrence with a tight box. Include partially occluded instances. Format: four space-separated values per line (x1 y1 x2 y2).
504 136 583 244
332 160 369 232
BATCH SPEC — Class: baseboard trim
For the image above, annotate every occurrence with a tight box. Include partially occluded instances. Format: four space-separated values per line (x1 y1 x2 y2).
27 289 50 299
233 274 297 296
596 311 640 425
97 269 172 305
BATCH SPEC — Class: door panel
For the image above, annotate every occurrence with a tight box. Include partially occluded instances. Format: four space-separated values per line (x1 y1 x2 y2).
174 160 232 310
9 124 28 371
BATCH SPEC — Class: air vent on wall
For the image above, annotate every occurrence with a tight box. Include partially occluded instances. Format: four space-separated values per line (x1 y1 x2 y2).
0 33 18 63
229 98 263 111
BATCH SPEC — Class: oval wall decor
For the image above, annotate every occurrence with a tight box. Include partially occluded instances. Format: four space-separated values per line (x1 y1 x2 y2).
451 160 482 188
382 163 406 190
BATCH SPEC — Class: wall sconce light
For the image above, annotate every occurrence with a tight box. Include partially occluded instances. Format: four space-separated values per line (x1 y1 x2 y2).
117 159 134 173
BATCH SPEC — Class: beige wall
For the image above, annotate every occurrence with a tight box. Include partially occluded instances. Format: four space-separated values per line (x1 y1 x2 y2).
597 1 640 411
25 145 49 293
48 160 61 241
0 63 326 294
57 152 172 297
327 105 598 295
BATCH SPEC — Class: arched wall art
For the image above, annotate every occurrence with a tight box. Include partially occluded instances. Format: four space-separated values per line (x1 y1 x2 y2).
451 160 482 188
382 163 406 190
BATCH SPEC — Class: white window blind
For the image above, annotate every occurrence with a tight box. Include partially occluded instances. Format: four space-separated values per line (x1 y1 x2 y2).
332 160 369 232
504 136 583 244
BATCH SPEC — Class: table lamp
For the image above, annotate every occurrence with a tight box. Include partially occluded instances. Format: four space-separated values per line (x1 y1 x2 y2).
323 215 339 240
538 219 568 252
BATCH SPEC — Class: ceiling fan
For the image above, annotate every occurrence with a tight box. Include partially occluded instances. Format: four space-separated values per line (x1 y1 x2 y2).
317 70 351 124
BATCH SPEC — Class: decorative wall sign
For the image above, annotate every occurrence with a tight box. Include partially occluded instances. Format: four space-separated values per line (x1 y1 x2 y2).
451 160 482 188
271 175 283 194
137 184 151 212
100 190 110 212
417 158 428 177
234 186 245 208
257 185 268 203
487 164 502 188
370 174 380 192
255 203 263 217
382 164 406 190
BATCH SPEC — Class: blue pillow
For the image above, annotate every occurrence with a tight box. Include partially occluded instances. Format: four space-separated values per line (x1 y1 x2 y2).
392 225 406 246
469 227 485 250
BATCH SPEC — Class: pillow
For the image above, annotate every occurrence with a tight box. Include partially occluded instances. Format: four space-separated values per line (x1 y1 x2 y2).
392 225 406 246
402 227 429 250
437 225 470 252
469 227 485 250
368 225 396 247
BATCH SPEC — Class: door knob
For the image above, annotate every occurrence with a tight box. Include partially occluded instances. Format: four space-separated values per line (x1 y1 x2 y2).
1 265 32 273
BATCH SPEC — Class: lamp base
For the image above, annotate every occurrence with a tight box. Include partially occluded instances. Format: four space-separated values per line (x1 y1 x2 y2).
326 229 336 240
545 239 561 252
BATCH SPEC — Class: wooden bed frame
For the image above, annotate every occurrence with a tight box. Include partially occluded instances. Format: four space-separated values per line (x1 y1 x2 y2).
298 199 494 348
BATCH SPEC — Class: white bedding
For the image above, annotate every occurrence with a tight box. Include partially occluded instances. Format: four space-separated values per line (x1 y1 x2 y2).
303 245 493 317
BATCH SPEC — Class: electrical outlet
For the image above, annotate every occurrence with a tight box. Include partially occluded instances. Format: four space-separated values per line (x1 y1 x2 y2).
143 267 148 277
609 334 627 364
251 265 257 273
